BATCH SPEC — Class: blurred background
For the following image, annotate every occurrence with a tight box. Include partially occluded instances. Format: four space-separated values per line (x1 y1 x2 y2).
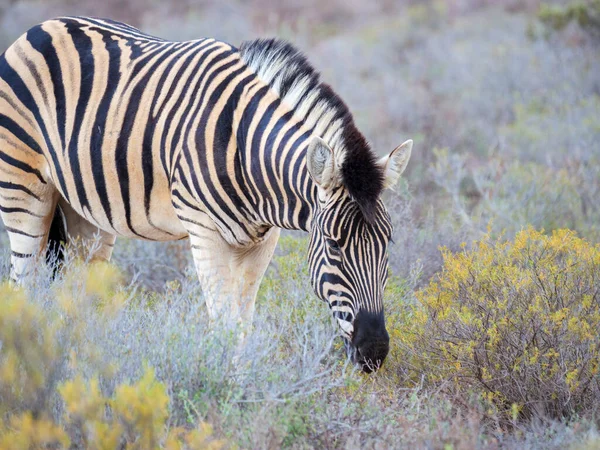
0 0 598 287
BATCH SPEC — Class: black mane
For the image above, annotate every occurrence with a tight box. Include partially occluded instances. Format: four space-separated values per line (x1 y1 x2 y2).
239 38 384 222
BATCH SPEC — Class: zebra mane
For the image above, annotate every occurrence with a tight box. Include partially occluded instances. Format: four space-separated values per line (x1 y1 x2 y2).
238 38 384 222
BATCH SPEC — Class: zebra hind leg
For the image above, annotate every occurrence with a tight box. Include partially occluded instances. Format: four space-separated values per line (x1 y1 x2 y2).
0 181 59 284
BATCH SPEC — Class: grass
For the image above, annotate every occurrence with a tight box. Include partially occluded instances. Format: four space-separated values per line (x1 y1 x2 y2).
1 235 599 448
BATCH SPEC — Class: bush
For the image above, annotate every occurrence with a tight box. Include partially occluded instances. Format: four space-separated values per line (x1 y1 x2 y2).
539 1 600 37
58 368 225 450
409 228 600 421
0 273 226 449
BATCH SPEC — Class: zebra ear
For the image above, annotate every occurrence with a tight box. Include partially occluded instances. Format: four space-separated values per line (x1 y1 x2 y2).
378 139 413 189
307 136 339 191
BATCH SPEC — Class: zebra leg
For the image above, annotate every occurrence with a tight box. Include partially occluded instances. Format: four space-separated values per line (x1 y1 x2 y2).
231 227 280 325
0 180 58 283
183 212 280 328
57 199 116 262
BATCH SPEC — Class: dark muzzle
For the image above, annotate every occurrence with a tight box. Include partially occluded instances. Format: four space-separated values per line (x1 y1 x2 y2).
348 310 389 373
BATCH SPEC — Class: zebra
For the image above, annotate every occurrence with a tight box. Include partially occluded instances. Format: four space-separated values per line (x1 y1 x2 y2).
0 17 413 372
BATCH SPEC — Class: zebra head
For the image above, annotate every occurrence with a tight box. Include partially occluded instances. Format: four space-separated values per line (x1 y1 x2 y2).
306 136 413 373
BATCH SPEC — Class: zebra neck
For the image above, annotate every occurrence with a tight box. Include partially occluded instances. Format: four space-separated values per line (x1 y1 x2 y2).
236 87 318 233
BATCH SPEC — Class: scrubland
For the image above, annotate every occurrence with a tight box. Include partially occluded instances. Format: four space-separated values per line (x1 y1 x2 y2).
1 1 599 448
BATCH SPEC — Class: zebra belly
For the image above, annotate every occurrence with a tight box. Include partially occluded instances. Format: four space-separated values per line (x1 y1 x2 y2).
56 189 189 241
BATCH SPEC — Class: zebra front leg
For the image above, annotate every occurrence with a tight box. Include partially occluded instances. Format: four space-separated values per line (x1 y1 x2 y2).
230 227 280 325
185 217 280 331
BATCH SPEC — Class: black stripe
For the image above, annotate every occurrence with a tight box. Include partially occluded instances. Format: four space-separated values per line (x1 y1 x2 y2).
0 181 42 201
187 60 250 244
172 188 202 211
269 113 304 227
17 44 50 119
68 17 165 42
125 43 171 86
11 250 34 258
212 72 255 217
0 91 37 130
27 25 67 150
0 115 43 154
0 205 43 217
165 45 228 174
0 46 72 200
5 226 43 238
236 85 269 207
247 97 280 218
287 130 312 228
264 110 293 224
143 42 205 217
178 58 241 236
155 41 216 175
330 299 353 309
0 148 46 184
176 214 215 232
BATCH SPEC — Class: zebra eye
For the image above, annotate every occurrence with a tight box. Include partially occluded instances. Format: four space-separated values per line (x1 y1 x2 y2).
326 238 341 253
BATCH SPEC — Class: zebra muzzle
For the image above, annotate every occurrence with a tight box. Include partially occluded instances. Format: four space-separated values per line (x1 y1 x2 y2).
347 309 390 373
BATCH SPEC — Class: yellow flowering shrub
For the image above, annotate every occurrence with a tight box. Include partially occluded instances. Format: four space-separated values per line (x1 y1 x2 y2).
58 368 226 450
412 228 600 420
0 269 227 449
0 285 64 425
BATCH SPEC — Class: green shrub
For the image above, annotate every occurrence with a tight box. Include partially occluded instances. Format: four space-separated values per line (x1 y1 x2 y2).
409 228 600 421
539 1 600 36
